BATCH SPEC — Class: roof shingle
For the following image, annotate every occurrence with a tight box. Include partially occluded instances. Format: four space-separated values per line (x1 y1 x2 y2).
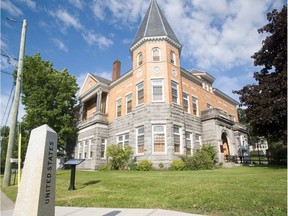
130 0 181 49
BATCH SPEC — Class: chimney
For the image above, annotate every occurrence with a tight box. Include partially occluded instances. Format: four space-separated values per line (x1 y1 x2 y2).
112 60 121 81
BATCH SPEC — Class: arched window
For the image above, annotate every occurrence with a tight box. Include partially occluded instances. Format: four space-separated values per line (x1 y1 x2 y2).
152 48 160 61
137 52 143 67
170 50 176 65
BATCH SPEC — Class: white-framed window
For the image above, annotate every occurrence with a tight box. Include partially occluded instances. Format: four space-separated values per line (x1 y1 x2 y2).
136 82 144 105
101 138 107 158
126 94 132 114
152 79 164 102
78 142 82 158
185 132 192 156
195 133 202 148
152 48 160 61
117 133 129 149
173 126 181 153
137 52 143 67
152 125 166 153
171 81 179 104
83 140 88 159
136 126 144 154
88 139 93 159
116 98 122 117
192 96 199 116
170 50 176 65
183 92 190 112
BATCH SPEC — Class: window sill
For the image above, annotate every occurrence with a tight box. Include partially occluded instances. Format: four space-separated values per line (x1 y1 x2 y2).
135 103 144 109
152 153 167 155
152 101 165 103
172 102 181 106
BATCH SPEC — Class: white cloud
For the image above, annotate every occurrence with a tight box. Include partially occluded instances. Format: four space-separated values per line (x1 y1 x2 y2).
86 0 282 72
157 0 282 73
82 30 113 49
49 9 82 30
97 71 111 81
1 0 23 16
122 38 131 44
18 0 36 10
91 1 106 21
52 38 68 52
90 0 149 27
68 0 84 10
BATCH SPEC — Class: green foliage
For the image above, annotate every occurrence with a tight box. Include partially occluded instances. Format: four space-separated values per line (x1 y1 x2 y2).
19 53 78 157
136 160 152 171
1 126 10 173
200 144 217 161
158 162 164 170
180 145 216 170
190 150 214 170
106 145 133 170
234 5 287 144
0 125 24 174
169 160 185 171
268 143 287 165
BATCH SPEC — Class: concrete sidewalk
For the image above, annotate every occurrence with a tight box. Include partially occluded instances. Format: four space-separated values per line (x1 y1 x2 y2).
1 191 204 216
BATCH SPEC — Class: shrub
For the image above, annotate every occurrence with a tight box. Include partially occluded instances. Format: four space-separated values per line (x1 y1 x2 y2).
191 150 214 170
201 144 217 161
106 145 133 170
169 160 185 171
180 145 215 170
158 162 164 170
137 160 153 171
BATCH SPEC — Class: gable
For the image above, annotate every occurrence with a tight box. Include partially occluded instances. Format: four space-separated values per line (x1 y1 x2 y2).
79 74 98 96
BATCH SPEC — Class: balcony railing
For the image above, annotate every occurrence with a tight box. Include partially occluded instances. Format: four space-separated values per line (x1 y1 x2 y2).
77 111 108 129
201 108 235 122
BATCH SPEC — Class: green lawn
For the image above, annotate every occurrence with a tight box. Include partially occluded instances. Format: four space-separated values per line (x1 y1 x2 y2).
2 166 287 216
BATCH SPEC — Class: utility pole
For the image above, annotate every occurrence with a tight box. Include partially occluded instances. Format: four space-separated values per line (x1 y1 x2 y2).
3 19 27 187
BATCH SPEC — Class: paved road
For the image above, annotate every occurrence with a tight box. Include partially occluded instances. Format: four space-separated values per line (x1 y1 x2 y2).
1 191 205 216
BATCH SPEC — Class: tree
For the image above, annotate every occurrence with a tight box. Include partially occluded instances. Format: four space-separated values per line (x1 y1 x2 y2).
234 4 287 145
19 53 78 157
1 126 10 173
0 125 24 174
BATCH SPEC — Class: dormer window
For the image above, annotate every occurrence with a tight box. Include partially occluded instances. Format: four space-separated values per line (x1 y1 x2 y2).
152 48 160 61
170 51 176 65
137 52 143 67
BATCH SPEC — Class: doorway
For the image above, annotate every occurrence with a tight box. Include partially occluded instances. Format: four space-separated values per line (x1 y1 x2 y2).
221 133 230 161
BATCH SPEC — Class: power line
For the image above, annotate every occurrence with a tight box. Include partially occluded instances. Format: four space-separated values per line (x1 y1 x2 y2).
1 70 13 75
1 49 18 68
1 84 15 127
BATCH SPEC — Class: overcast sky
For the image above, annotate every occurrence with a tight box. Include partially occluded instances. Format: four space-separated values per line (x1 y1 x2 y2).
1 0 285 125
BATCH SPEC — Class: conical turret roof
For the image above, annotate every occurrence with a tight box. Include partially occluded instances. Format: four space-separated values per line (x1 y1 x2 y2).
130 0 182 51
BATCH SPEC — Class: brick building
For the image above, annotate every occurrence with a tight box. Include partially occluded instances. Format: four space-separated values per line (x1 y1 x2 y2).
75 0 247 170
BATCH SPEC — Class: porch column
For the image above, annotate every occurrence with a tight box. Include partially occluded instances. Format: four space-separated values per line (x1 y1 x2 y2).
96 90 102 112
79 102 83 121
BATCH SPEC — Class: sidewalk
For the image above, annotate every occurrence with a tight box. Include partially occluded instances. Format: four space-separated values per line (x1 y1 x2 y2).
1 191 204 216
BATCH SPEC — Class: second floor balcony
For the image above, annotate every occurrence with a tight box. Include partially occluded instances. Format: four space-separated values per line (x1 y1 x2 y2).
76 91 109 129
201 108 236 123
